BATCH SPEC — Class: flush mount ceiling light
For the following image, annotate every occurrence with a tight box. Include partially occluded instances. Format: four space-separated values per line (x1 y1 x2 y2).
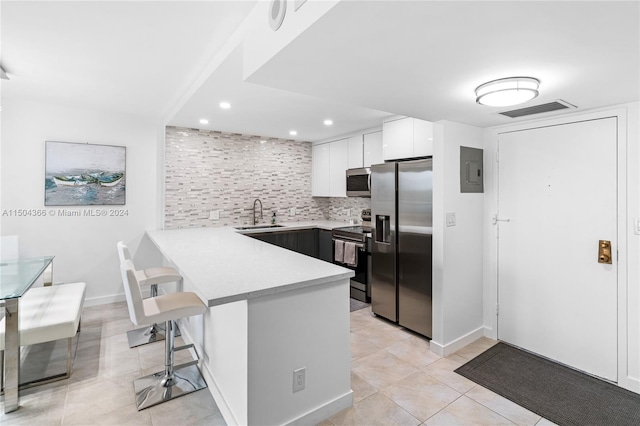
199 119 209 125
289 130 297 136
219 102 231 109
475 77 540 107
323 119 333 126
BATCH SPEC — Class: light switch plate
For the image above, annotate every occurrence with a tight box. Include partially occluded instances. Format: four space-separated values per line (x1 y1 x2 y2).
446 212 456 227
209 210 220 220
634 217 640 235
289 207 296 216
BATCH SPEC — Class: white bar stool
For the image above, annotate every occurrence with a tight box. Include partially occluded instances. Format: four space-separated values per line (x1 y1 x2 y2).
117 241 182 347
120 260 207 410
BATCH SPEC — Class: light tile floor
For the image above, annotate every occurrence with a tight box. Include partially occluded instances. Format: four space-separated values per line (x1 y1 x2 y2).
1 302 557 425
324 308 555 426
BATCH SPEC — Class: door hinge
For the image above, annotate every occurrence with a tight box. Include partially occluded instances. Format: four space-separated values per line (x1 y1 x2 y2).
496 304 499 316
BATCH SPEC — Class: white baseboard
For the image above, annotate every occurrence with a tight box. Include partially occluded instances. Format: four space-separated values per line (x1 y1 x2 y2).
430 327 486 357
286 390 353 426
83 293 126 307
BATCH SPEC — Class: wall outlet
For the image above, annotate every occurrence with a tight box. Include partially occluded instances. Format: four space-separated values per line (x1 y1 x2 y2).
293 367 305 392
209 210 220 220
289 207 296 216
446 212 456 227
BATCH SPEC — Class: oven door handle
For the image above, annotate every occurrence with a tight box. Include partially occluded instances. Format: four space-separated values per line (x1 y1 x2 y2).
332 238 365 250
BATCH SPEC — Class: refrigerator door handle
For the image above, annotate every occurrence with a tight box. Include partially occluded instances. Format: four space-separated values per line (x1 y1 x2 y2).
375 215 391 244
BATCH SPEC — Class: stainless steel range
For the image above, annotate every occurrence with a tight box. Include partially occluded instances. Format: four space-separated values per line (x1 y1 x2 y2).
332 225 371 303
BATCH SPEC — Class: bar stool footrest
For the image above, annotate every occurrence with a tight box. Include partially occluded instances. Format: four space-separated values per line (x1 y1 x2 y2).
172 359 199 370
174 343 194 352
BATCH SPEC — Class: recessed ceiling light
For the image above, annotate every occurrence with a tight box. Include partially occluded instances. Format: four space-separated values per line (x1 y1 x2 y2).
323 119 333 126
289 130 298 136
199 119 209 125
219 102 231 109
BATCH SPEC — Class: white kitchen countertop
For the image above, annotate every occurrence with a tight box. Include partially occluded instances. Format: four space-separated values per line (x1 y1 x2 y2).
146 221 354 307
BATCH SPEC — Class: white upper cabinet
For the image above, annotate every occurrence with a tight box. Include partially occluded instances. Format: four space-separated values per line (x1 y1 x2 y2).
363 131 383 167
383 117 413 160
383 117 433 160
312 143 330 196
347 135 364 169
413 119 434 157
329 139 348 197
312 138 348 197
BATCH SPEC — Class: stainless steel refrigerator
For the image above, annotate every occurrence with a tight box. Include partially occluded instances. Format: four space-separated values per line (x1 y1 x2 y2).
370 159 433 338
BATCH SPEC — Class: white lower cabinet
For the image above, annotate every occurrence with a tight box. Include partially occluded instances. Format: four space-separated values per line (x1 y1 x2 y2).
382 117 433 160
312 138 348 197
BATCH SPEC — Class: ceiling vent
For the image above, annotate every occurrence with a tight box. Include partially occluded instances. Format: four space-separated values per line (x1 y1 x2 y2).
499 100 576 118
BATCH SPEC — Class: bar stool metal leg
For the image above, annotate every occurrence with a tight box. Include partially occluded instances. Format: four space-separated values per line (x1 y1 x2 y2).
133 320 207 411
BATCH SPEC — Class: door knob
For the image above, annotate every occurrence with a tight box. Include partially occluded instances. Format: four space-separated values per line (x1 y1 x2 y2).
598 240 612 264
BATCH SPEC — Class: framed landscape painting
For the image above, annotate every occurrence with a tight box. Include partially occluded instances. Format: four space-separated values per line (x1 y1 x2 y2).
44 141 126 206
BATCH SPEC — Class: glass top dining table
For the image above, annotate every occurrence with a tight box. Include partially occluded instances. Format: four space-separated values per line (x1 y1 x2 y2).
1 256 54 414
0 256 54 300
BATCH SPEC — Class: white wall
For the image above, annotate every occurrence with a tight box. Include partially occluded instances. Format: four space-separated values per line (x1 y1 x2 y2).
482 103 640 393
432 120 485 355
0 99 161 305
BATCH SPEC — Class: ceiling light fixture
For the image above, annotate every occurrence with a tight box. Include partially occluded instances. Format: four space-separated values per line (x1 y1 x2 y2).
475 77 540 107
199 119 209 125
289 130 297 136
323 119 333 126
219 102 231 109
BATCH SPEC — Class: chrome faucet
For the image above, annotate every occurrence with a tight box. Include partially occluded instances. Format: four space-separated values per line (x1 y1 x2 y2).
253 198 263 225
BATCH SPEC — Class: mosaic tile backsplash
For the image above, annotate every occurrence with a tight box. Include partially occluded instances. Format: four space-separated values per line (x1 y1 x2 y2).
164 127 370 229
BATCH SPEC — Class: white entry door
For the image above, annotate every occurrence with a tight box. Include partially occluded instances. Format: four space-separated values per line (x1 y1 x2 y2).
497 117 618 382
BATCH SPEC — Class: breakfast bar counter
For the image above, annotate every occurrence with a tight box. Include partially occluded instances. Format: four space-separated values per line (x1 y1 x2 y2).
147 225 351 307
146 225 354 425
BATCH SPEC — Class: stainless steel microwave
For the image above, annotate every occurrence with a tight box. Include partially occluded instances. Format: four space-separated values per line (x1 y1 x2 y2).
346 167 371 197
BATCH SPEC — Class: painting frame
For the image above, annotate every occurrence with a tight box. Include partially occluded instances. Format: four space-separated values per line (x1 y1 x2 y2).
44 141 126 206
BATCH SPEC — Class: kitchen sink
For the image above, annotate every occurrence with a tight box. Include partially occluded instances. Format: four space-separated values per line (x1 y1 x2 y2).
234 224 284 230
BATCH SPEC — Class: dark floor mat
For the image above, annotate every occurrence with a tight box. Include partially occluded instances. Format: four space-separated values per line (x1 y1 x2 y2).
455 342 640 426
